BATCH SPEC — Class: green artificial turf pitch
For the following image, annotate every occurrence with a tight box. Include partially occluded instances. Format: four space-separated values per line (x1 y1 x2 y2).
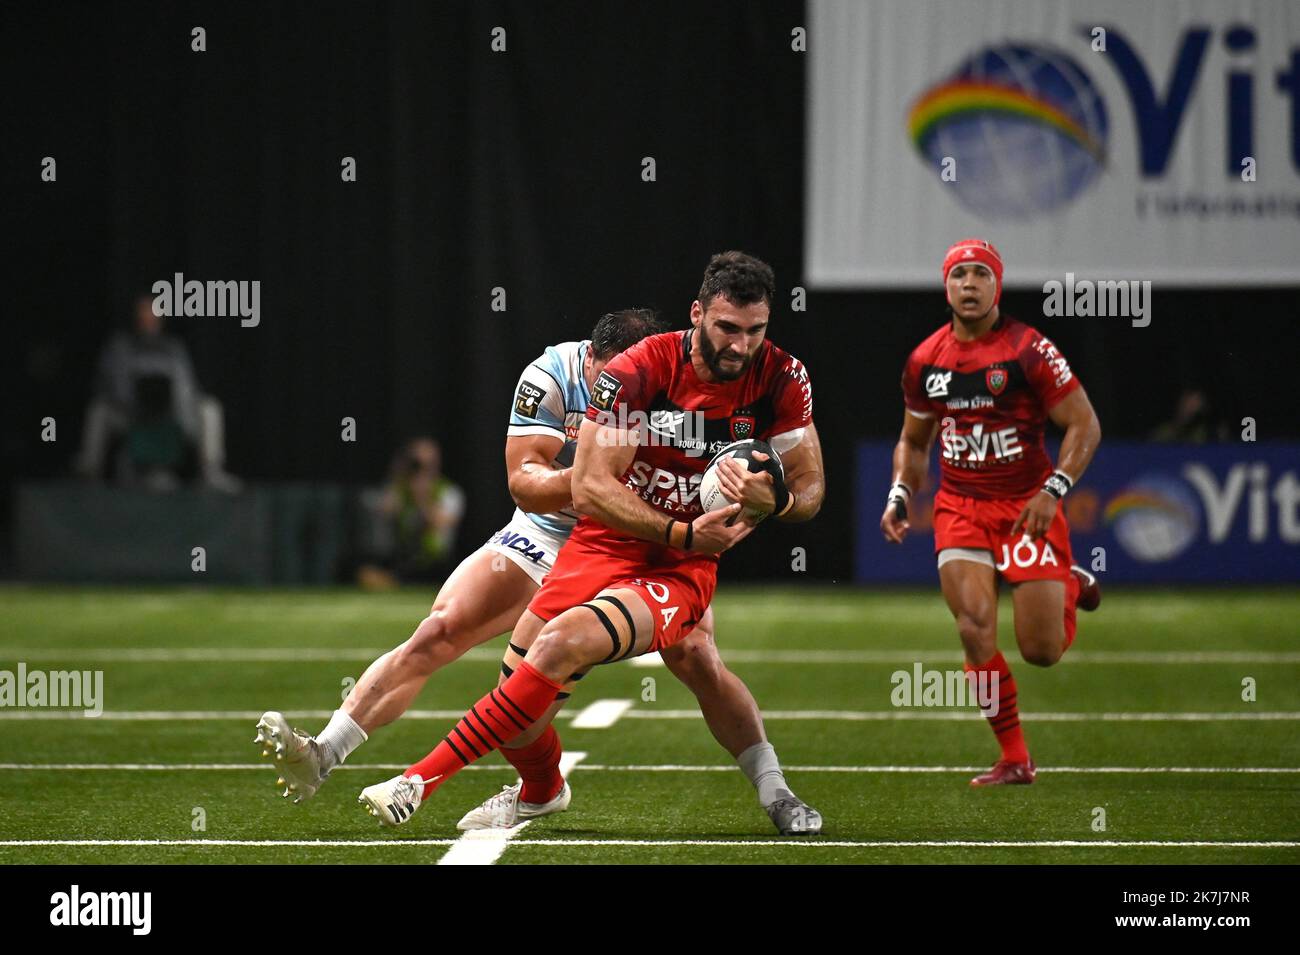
0 585 1296 864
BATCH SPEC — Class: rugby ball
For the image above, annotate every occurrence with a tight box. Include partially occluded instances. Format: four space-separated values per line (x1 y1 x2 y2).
698 439 783 523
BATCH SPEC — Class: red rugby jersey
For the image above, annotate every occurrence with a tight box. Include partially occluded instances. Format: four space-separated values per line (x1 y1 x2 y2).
901 316 1080 499
575 328 813 560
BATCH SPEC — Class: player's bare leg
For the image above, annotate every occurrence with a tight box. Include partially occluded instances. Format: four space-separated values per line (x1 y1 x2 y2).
344 551 535 732
1011 579 1067 667
258 549 536 803
939 556 998 665
660 609 758 756
659 610 821 834
366 588 659 826
939 556 1034 786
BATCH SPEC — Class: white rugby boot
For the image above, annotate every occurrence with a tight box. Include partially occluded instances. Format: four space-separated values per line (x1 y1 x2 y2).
254 711 329 804
765 790 824 836
456 780 572 831
359 774 427 827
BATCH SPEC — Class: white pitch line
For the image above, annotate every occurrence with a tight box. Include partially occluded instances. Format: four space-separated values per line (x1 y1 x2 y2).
1 763 1295 774
0 838 1293 849
436 751 586 866
624 710 1300 722
0 710 574 722
569 699 633 728
3 647 1297 665
3 708 1297 722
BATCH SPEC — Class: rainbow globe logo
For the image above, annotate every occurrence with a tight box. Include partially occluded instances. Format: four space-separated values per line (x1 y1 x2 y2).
909 44 1109 219
1104 476 1200 564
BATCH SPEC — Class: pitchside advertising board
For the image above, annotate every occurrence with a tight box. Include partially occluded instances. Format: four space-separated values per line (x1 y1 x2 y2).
807 0 1300 287
854 442 1300 584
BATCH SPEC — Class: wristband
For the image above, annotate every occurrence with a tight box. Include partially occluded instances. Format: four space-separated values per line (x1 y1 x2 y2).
886 481 912 520
1042 470 1073 500
665 520 691 550
772 483 793 517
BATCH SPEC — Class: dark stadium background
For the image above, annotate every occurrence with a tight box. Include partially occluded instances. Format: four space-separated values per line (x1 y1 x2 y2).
6 1 1296 582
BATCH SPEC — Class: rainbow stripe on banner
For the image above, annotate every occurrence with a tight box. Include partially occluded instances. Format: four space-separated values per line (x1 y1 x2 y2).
908 80 1104 160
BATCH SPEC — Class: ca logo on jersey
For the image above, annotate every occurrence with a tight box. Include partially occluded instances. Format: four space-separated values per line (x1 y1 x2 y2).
925 371 952 397
514 382 547 418
590 370 623 412
649 409 685 439
985 367 1008 396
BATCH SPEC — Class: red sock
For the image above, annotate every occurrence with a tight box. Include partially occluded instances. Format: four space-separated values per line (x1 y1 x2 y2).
503 724 565 803
405 661 565 798
1063 572 1081 650
965 651 1029 763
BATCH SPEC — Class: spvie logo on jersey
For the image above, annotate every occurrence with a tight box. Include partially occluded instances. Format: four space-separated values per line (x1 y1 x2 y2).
940 420 1024 468
625 459 705 514
909 43 1109 219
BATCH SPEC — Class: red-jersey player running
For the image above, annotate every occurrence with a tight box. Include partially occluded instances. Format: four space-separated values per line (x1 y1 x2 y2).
881 239 1102 786
360 251 826 830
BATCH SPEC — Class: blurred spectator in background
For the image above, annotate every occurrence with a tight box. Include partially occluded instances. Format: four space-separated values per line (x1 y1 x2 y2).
357 437 465 588
1149 388 1230 443
74 294 241 492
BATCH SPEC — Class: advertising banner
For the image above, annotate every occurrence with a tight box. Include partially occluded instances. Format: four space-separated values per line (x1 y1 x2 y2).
854 442 1300 583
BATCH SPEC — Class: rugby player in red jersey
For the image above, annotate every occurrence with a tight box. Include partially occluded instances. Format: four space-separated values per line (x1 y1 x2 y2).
360 251 827 831
256 309 815 835
881 239 1102 786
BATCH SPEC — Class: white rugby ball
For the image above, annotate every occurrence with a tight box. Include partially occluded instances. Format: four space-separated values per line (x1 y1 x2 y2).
698 439 783 523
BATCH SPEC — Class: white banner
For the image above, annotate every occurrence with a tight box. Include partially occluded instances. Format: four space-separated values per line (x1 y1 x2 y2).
806 0 1300 287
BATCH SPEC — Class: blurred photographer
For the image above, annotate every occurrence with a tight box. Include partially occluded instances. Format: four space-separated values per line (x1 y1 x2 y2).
358 437 465 587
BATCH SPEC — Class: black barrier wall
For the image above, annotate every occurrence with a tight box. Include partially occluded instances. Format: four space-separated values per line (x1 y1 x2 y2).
8 2 1296 581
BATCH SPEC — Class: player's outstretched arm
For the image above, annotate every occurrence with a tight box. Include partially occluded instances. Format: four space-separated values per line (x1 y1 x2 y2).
571 418 751 554
882 411 937 543
1011 387 1102 540
505 433 572 514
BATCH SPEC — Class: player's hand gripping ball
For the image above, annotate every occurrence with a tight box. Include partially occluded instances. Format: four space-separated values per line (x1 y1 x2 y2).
699 439 784 525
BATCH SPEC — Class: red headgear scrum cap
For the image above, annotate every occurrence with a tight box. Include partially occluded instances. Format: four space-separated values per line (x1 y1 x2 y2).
943 238 1004 306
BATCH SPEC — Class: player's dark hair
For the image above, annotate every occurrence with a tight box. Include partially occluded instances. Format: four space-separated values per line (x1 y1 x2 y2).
697 251 776 311
590 308 666 360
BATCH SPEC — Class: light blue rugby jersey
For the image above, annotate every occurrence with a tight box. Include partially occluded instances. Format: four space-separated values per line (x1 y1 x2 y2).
506 340 591 537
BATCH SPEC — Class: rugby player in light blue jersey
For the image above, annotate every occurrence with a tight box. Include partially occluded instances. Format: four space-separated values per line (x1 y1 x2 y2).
257 309 819 835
